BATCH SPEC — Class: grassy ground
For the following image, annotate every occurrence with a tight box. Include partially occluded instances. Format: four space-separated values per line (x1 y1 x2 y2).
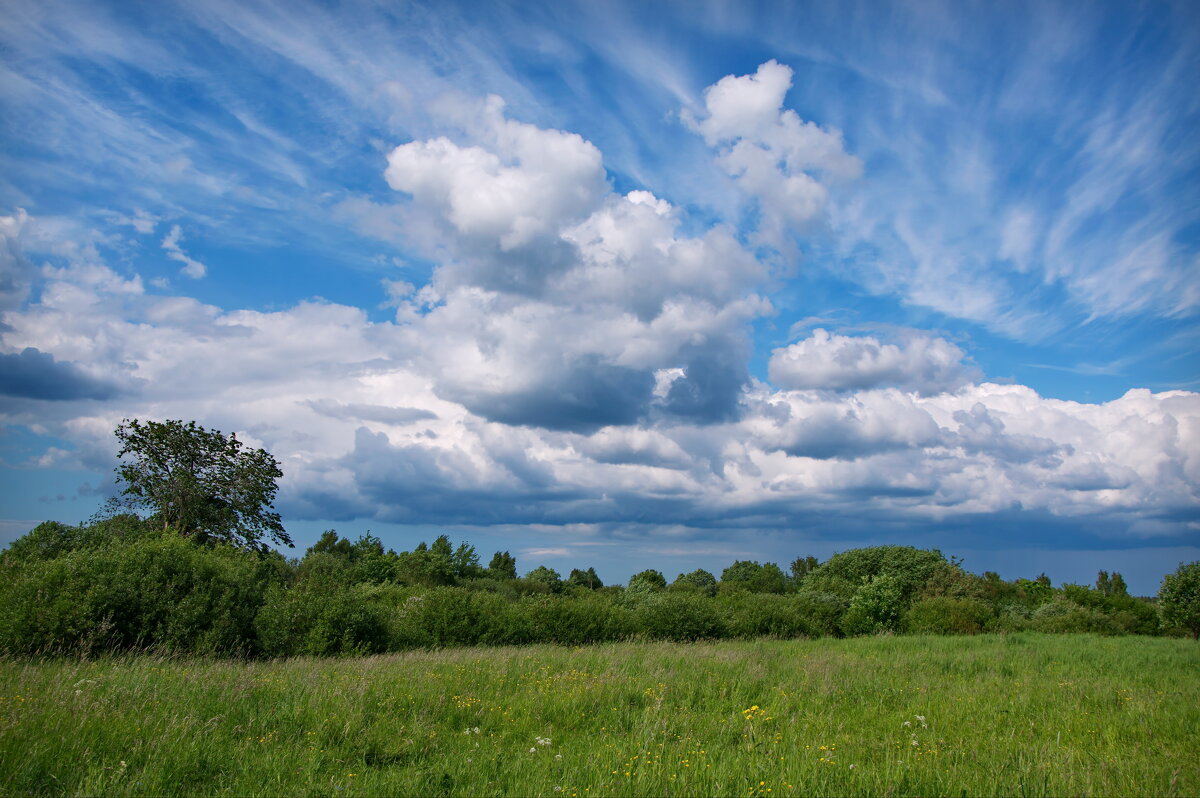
1 633 1196 797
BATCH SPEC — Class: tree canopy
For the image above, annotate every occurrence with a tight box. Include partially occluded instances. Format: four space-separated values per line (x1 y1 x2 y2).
109 418 291 552
1158 561 1200 640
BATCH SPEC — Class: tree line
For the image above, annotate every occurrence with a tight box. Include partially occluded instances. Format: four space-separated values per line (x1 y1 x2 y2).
2 515 1196 658
1 418 1194 658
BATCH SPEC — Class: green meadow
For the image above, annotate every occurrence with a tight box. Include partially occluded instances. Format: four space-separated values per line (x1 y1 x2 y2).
2 633 1196 797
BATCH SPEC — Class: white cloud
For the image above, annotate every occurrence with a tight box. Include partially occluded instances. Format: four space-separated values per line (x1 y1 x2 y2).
161 225 207 279
768 328 976 395
2 73 1197 549
385 96 607 252
686 60 862 245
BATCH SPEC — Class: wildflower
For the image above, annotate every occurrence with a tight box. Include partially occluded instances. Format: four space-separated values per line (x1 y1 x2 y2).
902 720 911 727
536 736 552 746
530 748 537 753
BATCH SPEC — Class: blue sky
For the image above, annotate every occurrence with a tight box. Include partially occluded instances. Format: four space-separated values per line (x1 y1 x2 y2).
1 0 1197 594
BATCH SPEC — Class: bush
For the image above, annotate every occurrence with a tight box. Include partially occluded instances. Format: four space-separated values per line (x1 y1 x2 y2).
904 597 993 635
0 533 282 656
1158 561 1200 640
631 594 726 641
1029 598 1119 635
255 582 389 657
524 594 634 645
720 594 821 639
380 587 515 649
842 573 906 635
1 516 154 564
806 546 948 601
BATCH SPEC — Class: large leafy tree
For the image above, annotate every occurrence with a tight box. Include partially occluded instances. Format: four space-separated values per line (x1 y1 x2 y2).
1158 561 1200 640
109 418 292 552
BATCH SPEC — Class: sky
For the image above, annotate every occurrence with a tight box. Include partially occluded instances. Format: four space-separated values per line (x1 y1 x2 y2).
0 0 1197 595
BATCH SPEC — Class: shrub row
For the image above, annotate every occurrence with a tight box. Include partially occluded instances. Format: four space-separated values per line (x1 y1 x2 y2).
0 526 1174 658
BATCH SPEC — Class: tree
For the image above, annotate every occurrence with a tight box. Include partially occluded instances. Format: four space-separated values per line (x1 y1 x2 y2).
1158 561 1200 640
671 569 717 596
110 418 291 552
488 551 518 580
720 560 788 594
525 565 563 593
790 556 820 585
567 567 603 590
627 569 667 594
308 530 353 558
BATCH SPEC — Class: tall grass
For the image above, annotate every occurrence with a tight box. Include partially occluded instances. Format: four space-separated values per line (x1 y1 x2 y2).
1 633 1196 797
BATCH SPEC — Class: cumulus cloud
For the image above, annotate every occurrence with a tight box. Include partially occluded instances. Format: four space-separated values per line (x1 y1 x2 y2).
1 89 1197 550
768 328 977 395
686 60 862 245
376 99 773 431
384 94 607 278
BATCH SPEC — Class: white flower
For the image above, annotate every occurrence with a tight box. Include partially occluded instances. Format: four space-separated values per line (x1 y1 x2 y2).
536 736 552 746
902 721 911 727
910 738 919 747
529 747 537 753
473 726 481 734
555 753 563 760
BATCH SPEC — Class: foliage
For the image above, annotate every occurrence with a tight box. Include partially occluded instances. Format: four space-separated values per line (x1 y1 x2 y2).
524 565 563 593
631 593 725 641
2 514 1195 659
805 546 948 601
108 419 291 552
487 550 518 580
904 597 993 635
0 532 285 656
670 568 718 596
1158 561 1200 639
255 581 389 657
719 560 788 594
842 573 907 635
789 555 820 584
719 593 821 639
626 569 667 595
566 567 604 590
1028 598 1119 635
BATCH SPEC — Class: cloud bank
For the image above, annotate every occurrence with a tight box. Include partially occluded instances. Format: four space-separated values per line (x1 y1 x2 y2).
1 61 1196 554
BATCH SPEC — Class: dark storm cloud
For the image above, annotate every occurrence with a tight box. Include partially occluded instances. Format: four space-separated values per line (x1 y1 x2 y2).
0 347 122 401
439 356 656 433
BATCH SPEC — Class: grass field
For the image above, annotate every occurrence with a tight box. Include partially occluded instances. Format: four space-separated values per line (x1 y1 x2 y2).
1 633 1196 797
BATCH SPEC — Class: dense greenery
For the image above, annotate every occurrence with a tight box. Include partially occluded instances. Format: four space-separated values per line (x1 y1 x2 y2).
0 515 1190 658
1158 561 1200 640
1 635 1196 797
